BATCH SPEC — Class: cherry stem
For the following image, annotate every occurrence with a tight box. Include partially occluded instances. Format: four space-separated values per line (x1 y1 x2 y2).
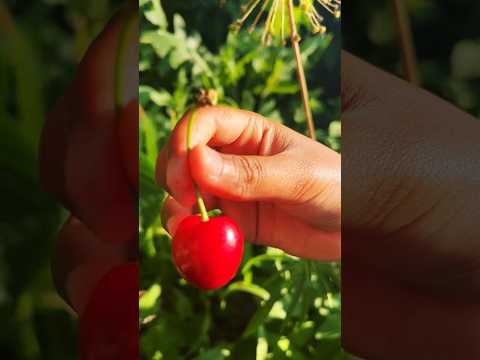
187 107 210 222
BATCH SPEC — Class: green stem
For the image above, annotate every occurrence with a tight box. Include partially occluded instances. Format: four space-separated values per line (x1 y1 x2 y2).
187 107 209 222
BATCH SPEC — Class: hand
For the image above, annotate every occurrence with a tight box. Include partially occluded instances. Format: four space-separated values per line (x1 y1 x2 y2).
52 216 130 315
39 3 138 359
342 51 480 359
157 106 341 261
40 2 138 245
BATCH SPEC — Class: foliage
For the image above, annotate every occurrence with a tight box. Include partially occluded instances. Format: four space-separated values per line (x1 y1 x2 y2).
139 1 342 359
0 1 124 359
1 0 478 359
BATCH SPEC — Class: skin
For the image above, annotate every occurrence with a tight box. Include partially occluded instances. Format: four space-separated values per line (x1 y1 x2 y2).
40 2 138 316
52 216 129 316
41 5 139 357
41 3 479 354
39 3 138 245
157 106 342 261
341 51 480 359
160 52 480 358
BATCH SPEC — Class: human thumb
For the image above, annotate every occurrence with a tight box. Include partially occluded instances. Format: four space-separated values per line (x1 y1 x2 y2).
189 144 295 202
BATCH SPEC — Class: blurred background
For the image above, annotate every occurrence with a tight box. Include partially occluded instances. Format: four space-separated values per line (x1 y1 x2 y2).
344 0 480 117
2 0 479 359
0 1 124 359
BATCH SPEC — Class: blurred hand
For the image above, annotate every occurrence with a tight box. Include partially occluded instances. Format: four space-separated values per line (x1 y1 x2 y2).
52 216 129 315
38 3 138 359
40 3 138 245
157 106 341 261
342 51 480 359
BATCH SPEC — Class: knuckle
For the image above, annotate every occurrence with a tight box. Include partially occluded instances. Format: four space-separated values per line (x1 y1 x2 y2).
235 156 263 198
292 165 316 201
290 160 326 204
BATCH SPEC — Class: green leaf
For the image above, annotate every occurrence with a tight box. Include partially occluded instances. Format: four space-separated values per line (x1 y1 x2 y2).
290 321 316 348
258 99 277 117
225 281 270 301
241 90 255 110
256 327 268 360
139 85 172 107
172 288 193 318
143 0 168 29
316 312 341 341
241 254 294 276
198 347 227 360
139 108 159 164
140 153 164 229
451 40 480 79
139 153 157 191
270 83 299 95
281 263 306 327
242 275 284 338
172 14 186 38
139 284 161 310
328 121 341 138
2 16 44 151
169 46 190 69
262 59 284 97
140 30 177 58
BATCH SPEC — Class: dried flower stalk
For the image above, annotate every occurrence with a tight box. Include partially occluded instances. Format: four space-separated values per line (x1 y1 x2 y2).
230 0 342 140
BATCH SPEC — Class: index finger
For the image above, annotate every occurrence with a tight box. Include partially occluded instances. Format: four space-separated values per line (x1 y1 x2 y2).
155 105 284 205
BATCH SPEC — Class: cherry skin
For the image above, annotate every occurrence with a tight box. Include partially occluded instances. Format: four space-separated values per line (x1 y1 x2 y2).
172 215 244 290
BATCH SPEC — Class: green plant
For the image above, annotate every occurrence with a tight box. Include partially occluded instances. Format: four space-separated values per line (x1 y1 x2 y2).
0 1 125 359
231 0 342 139
139 0 341 359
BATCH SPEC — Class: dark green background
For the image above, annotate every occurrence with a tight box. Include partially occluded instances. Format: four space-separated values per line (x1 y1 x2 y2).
0 1 124 359
343 0 480 116
1 0 478 359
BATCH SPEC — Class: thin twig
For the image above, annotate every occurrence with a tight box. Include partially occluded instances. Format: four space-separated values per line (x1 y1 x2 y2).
392 0 419 85
286 0 316 140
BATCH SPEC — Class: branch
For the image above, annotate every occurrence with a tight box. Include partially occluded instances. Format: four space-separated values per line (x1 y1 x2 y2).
392 0 419 85
286 0 316 140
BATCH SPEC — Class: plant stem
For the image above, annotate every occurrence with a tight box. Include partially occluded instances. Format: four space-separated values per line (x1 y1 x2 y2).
286 0 316 140
392 0 419 85
187 107 209 222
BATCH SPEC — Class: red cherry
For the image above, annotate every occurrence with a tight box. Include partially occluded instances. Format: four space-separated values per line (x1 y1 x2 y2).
172 215 244 290
79 262 138 360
